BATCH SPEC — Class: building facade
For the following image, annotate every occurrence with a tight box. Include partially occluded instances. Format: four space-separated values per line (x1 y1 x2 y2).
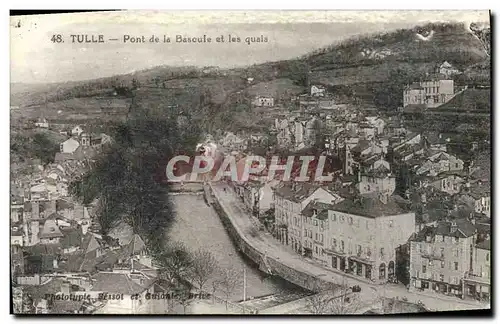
323 194 415 283
409 220 476 298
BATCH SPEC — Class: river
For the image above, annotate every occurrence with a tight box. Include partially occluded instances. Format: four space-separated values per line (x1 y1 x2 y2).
167 194 303 302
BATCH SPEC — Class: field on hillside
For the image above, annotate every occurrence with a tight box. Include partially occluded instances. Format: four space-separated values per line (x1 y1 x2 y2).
245 78 306 99
438 88 490 112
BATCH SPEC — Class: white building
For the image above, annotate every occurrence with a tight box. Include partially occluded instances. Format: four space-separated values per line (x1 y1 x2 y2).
252 96 274 107
311 85 326 97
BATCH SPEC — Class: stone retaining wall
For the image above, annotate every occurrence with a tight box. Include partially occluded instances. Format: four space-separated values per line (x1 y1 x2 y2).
207 185 338 292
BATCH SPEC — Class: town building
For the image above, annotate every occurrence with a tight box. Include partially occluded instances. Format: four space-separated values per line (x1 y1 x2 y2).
434 61 461 78
409 219 477 298
415 152 464 176
403 76 455 108
310 85 326 97
301 200 332 264
35 118 49 129
71 125 84 137
252 96 274 107
463 239 490 301
273 182 343 247
324 192 415 283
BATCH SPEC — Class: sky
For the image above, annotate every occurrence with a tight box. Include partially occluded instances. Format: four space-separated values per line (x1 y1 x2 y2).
10 10 490 84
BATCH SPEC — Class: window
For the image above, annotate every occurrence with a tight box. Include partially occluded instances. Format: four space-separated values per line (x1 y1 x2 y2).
455 237 459 244
439 274 444 282
304 229 307 236
486 253 489 262
454 262 459 271
320 234 324 242
348 217 353 225
332 238 337 249
441 261 445 268
313 219 318 226
380 248 385 257
422 265 427 273
332 213 337 221
340 215 345 223
419 244 423 253
315 246 318 254
341 240 345 252
309 231 312 238
315 233 318 241
389 220 393 228
454 249 459 257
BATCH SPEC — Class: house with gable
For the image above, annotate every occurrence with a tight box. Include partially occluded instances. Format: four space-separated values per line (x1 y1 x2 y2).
71 125 84 137
273 182 344 247
39 219 64 244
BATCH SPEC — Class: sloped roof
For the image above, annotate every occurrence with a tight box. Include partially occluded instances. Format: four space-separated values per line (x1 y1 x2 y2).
274 182 319 203
302 200 333 220
81 233 101 253
330 193 411 218
39 219 64 239
60 227 83 250
413 219 476 241
24 278 67 303
119 234 146 258
50 299 85 314
90 272 155 295
61 249 101 273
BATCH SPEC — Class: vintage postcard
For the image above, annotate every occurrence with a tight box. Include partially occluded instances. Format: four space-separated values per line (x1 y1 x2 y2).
10 10 491 315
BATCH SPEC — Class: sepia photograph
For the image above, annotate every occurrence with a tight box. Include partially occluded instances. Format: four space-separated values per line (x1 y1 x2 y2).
9 10 491 315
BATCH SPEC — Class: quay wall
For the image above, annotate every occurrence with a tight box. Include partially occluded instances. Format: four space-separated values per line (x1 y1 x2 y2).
206 185 337 292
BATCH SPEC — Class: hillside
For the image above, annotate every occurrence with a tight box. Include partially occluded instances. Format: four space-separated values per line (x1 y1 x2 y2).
438 88 490 112
10 21 491 133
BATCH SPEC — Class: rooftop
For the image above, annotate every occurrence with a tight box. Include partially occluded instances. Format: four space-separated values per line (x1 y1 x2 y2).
90 272 156 295
302 200 334 220
412 219 477 241
329 193 411 218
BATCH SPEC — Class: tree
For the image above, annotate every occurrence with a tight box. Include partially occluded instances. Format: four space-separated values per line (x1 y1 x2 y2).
173 281 193 314
218 268 239 310
304 281 361 315
158 241 194 286
188 248 218 297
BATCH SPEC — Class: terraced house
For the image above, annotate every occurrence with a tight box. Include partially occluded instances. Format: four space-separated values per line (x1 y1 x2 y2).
273 182 343 248
323 192 415 283
408 219 477 298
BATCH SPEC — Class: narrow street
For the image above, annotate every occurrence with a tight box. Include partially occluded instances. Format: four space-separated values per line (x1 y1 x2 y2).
210 182 490 312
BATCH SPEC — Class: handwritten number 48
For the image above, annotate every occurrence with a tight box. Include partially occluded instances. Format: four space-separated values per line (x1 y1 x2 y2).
51 35 63 43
